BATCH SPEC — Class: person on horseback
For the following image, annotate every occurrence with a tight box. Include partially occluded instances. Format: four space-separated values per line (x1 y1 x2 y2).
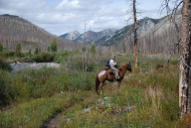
107 55 120 80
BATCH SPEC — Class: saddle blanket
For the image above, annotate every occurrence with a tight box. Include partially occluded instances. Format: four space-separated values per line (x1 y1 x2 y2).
98 70 106 78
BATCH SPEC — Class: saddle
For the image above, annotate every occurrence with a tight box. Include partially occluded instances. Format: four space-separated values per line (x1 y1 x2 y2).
103 66 121 80
103 66 115 75
103 66 110 70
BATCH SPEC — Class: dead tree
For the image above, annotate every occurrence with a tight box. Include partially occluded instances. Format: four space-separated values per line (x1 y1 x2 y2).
179 0 191 118
163 0 191 118
132 0 138 68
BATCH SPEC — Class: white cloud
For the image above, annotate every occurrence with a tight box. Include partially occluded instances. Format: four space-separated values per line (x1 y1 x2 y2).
0 0 165 35
57 0 80 9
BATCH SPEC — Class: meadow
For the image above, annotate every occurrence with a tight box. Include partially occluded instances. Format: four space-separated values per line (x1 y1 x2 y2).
0 48 190 128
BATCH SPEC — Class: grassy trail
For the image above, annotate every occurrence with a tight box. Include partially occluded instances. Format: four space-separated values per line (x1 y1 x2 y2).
44 93 99 128
44 76 137 128
0 91 93 128
43 67 181 128
0 59 185 128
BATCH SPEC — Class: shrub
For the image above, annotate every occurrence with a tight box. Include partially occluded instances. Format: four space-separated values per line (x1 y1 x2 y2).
15 43 22 57
12 68 58 98
54 51 70 63
51 71 95 91
50 39 57 52
0 51 15 57
10 66 94 100
0 70 14 106
31 52 55 62
28 49 32 56
0 44 3 52
0 58 12 71
34 48 40 55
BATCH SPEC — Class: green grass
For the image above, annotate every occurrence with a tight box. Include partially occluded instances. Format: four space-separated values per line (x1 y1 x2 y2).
0 52 182 128
52 63 180 128
11 67 95 100
0 58 12 71
0 66 95 106
0 91 91 128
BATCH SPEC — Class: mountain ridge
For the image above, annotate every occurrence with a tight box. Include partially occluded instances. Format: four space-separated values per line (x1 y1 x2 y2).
60 17 164 45
60 28 117 44
0 14 83 51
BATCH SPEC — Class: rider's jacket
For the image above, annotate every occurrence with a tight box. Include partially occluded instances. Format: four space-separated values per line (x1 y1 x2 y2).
109 59 117 68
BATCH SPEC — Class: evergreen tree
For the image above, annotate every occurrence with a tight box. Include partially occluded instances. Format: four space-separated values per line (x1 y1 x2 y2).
0 44 3 52
15 44 21 56
50 39 57 52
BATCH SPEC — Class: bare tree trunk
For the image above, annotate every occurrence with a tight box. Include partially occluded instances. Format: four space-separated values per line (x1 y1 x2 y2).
133 0 138 68
179 0 191 118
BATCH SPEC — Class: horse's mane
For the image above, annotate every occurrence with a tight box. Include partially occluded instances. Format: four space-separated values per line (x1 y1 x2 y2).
119 63 129 69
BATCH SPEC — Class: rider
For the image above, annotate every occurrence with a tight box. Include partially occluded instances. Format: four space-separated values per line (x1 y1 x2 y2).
108 55 120 80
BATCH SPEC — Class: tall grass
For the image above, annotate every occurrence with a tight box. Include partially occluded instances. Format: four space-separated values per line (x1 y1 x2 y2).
0 91 91 128
0 51 181 128
0 58 12 71
0 70 14 106
0 66 95 105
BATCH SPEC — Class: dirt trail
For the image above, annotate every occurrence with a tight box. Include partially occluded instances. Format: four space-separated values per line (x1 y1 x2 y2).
43 103 76 128
43 94 98 128
43 83 122 128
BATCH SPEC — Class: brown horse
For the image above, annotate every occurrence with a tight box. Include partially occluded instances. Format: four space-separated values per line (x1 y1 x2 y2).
95 62 132 95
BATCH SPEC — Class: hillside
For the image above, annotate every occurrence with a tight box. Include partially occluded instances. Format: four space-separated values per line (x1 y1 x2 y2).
0 14 82 51
60 15 181 54
109 15 181 54
106 17 161 45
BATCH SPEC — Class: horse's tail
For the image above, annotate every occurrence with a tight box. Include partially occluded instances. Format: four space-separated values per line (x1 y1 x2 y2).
95 76 100 95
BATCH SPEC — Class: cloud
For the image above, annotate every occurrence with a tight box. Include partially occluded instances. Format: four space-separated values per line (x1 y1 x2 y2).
57 0 80 9
0 0 165 35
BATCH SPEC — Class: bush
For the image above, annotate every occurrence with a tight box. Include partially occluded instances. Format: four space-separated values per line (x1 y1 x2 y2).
15 44 22 57
12 68 58 98
49 71 95 91
54 51 70 63
10 67 94 100
0 58 12 71
31 52 55 62
0 44 3 52
50 39 57 52
0 51 15 57
0 70 14 106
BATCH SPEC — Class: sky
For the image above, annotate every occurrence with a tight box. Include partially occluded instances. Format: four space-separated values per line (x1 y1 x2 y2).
0 0 166 35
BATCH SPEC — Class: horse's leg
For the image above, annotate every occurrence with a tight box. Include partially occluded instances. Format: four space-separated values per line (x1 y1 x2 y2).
99 82 104 95
117 81 121 90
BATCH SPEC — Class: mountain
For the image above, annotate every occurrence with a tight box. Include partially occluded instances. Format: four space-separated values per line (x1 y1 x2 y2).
60 29 117 44
105 17 162 46
60 31 80 40
108 15 181 53
0 14 82 51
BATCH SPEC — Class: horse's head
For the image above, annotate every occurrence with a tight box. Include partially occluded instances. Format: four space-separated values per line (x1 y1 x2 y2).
126 62 132 72
120 62 132 73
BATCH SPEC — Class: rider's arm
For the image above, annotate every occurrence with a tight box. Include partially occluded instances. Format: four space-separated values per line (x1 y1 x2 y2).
109 59 117 67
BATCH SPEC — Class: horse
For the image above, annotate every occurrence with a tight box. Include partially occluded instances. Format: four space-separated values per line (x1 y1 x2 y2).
95 62 132 95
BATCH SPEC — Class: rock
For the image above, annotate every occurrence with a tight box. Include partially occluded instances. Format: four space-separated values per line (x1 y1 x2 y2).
83 108 91 113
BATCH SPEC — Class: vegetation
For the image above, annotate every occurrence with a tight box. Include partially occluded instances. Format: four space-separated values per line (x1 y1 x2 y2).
30 52 55 62
0 51 183 128
2 0 191 126
50 39 58 52
0 44 3 52
0 91 91 128
0 58 12 71
15 44 22 57
0 70 14 106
